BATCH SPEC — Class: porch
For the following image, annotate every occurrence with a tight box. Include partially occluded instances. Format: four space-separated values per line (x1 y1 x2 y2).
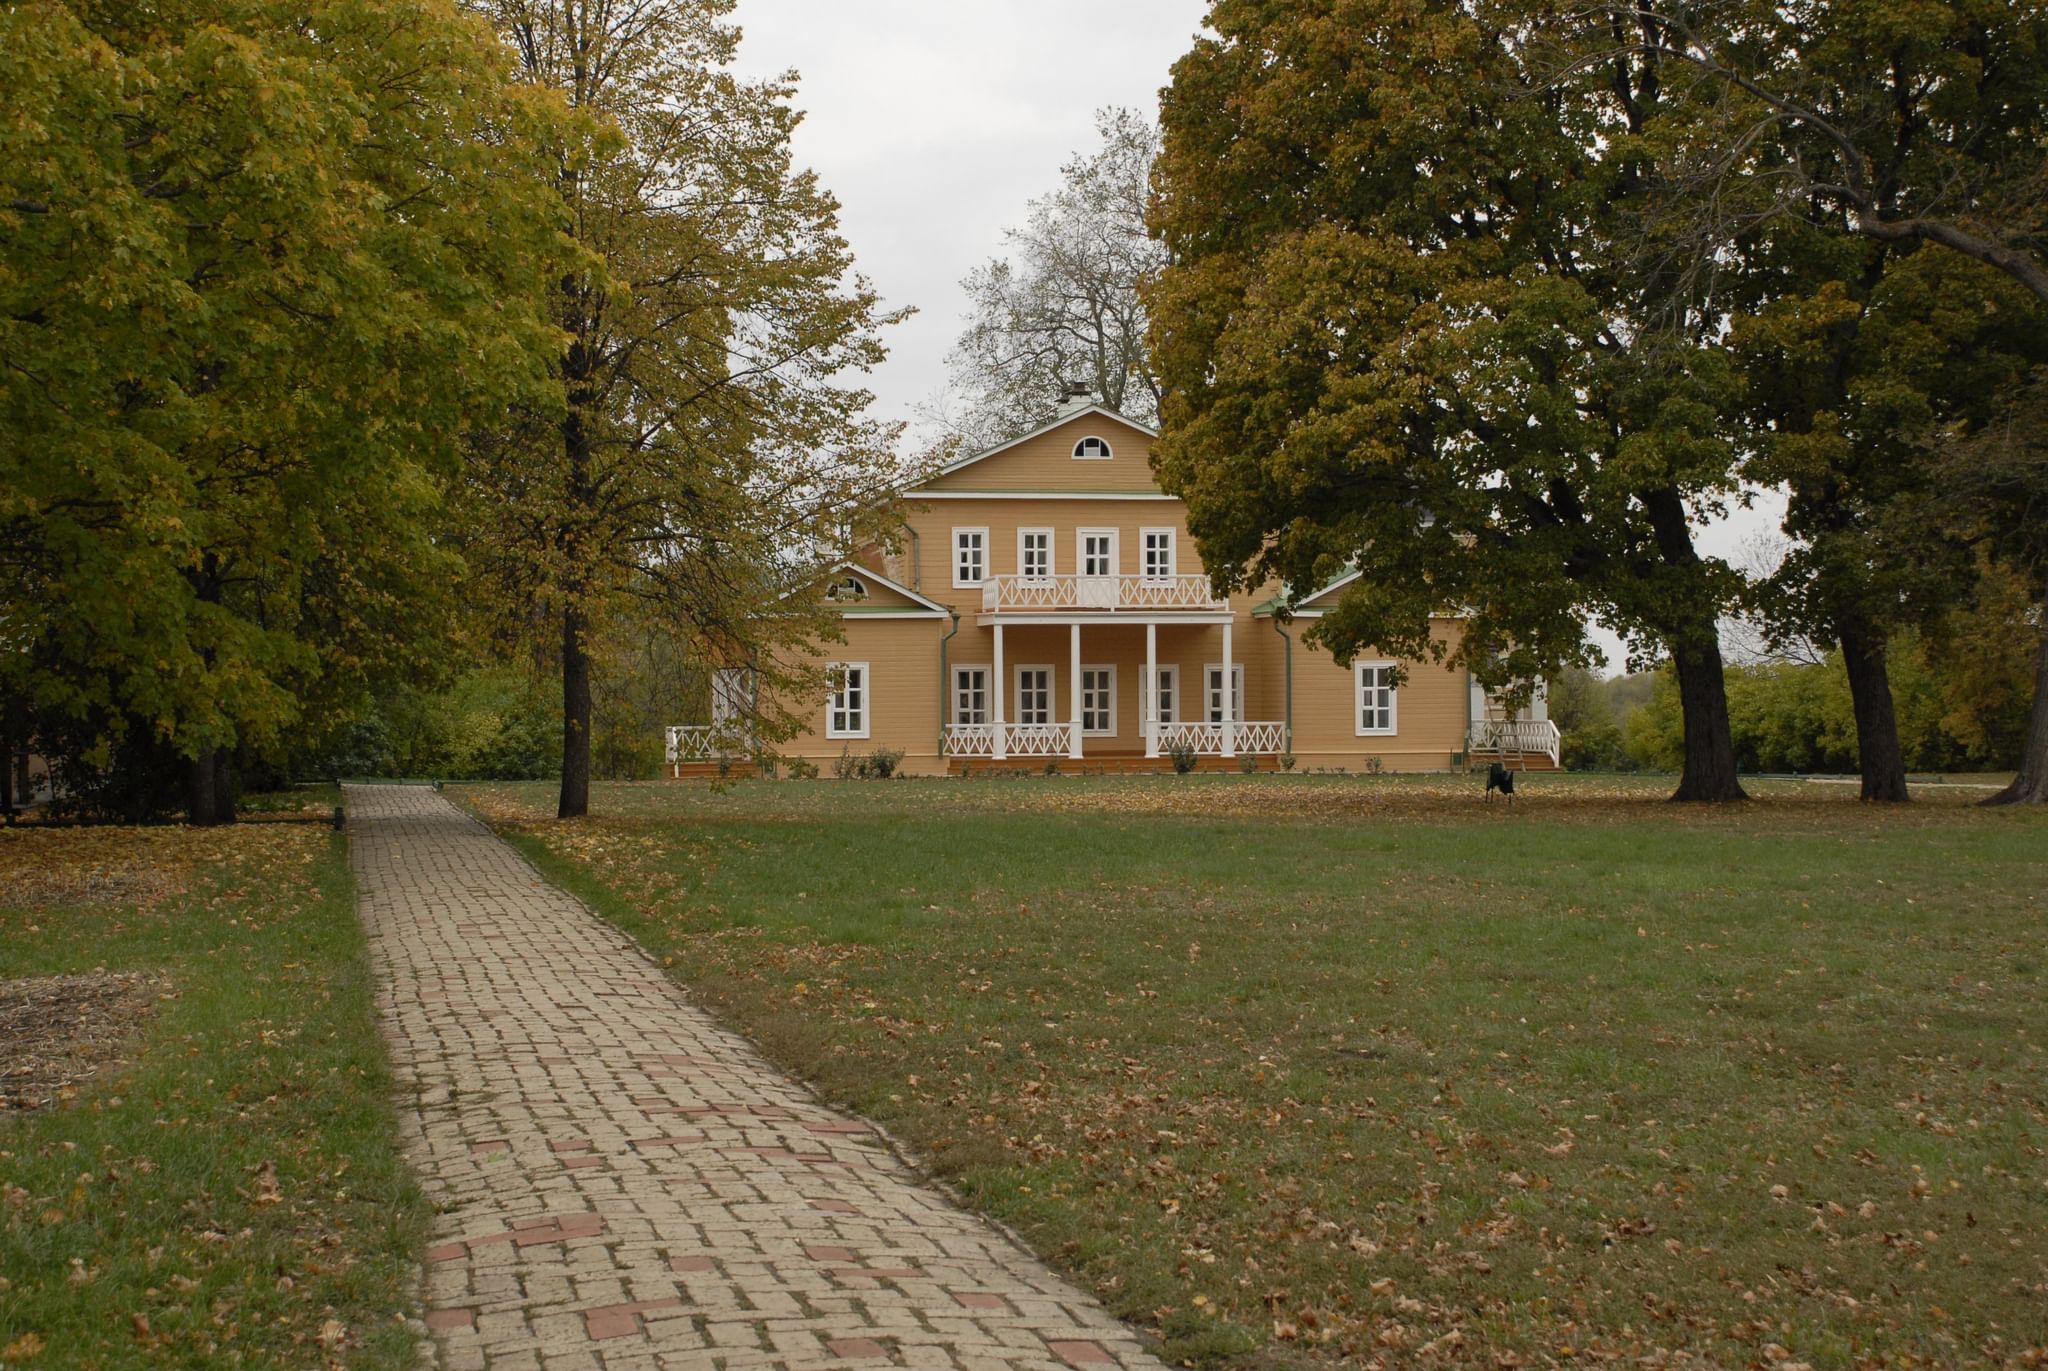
950 615 1284 763
1464 718 1562 769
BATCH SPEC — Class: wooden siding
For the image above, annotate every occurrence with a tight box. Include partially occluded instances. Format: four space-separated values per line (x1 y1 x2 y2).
920 412 1161 493
776 618 949 775
1282 619 1470 769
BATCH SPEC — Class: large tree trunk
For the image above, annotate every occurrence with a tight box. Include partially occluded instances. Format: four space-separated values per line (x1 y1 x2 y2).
556 294 595 821
187 747 223 827
1983 571 2048 806
1669 635 1748 801
1839 623 1910 802
559 604 592 818
1642 487 1747 802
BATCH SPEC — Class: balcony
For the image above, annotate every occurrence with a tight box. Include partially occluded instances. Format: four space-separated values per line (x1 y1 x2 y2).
980 574 1227 614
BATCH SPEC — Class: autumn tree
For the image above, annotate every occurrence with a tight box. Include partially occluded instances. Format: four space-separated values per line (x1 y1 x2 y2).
1937 368 2048 804
467 0 905 819
1149 0 1753 800
1561 0 2048 801
1732 247 2045 801
940 107 1163 446
0 0 570 822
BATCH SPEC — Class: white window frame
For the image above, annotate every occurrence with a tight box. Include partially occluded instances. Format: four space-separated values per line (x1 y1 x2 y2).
1140 528 1176 581
953 527 988 588
826 662 870 739
1080 664 1117 736
1356 661 1399 736
1077 528 1119 578
1017 527 1054 580
1014 664 1054 726
1153 665 1180 725
953 665 989 726
1072 435 1113 460
1203 664 1244 724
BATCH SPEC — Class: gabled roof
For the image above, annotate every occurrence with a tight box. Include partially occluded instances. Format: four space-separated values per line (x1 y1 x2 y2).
1252 568 1360 618
917 404 1158 488
777 561 952 617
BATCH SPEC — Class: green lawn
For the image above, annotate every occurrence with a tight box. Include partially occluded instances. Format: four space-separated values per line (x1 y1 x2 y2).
462 774 2048 1371
0 806 426 1370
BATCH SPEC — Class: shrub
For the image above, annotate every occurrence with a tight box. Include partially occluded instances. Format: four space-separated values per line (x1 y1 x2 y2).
1365 755 1384 775
1166 741 1199 774
1279 752 1296 772
870 749 904 779
787 758 819 780
832 747 868 780
1238 753 1259 774
1044 758 1061 776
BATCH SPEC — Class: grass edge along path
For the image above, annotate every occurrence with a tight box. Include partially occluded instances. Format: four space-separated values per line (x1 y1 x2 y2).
0 818 429 1370
470 777 2048 1371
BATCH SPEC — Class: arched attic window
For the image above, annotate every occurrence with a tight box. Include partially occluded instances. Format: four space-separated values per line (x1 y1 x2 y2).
1072 435 1112 460
824 574 869 602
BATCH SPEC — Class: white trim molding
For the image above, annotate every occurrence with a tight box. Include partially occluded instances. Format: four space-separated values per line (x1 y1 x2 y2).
1080 664 1117 736
1355 660 1398 736
1139 527 1177 581
1013 663 1055 726
952 526 989 588
1017 527 1054 580
953 664 990 725
826 661 871 740
1202 663 1245 724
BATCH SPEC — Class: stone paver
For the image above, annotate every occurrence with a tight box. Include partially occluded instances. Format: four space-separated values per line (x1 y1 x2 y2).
347 785 1165 1371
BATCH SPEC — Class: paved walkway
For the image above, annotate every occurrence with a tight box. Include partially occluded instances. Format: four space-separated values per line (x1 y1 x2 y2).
346 785 1164 1371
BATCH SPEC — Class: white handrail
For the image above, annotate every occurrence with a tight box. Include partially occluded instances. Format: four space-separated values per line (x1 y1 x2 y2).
981 574 1225 613
1468 719 1561 766
1155 721 1287 755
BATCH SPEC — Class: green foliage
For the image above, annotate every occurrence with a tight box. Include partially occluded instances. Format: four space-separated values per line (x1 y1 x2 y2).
1623 639 2028 775
1166 741 1198 775
831 748 905 781
1146 0 1755 799
1549 666 1643 772
0 0 572 787
460 0 909 816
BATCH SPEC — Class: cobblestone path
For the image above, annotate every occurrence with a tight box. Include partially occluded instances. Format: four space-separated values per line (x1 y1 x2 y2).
345 785 1164 1371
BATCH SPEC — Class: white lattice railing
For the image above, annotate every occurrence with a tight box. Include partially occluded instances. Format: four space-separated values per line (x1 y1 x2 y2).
1153 720 1288 755
1467 719 1561 766
944 724 995 757
943 722 1075 757
665 725 753 764
980 574 1226 613
1001 722 1075 756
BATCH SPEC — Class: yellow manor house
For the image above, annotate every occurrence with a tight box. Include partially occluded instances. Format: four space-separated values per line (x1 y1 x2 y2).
669 404 1557 778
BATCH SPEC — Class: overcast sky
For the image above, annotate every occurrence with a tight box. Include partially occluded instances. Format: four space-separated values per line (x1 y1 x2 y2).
726 0 1780 671
727 0 1207 440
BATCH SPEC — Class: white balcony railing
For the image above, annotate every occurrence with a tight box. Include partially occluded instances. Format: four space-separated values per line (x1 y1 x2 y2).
1466 719 1561 767
980 574 1226 614
1154 720 1289 756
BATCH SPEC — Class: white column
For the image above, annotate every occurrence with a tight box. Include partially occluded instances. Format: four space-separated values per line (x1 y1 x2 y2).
1068 622 1084 759
1144 622 1159 758
992 622 1007 761
1221 618 1236 757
